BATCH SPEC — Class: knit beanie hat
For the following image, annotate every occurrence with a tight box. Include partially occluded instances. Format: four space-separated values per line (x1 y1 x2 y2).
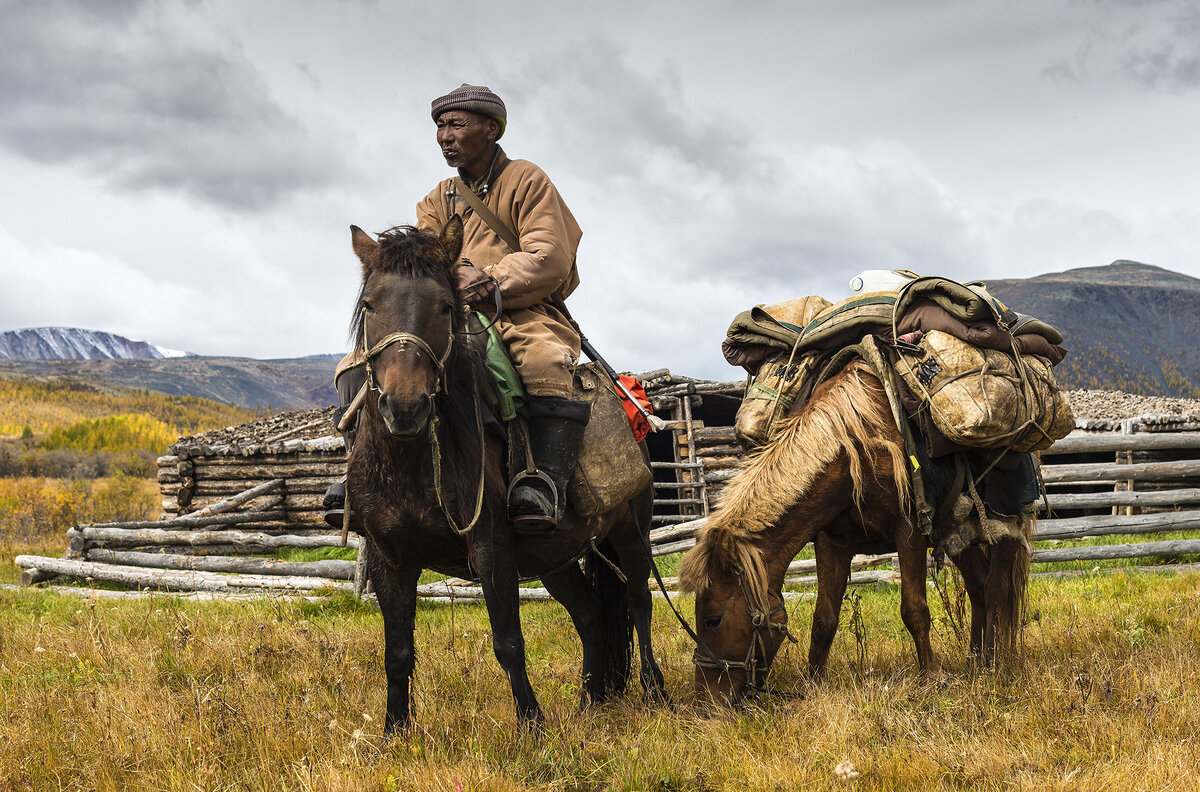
430 84 507 139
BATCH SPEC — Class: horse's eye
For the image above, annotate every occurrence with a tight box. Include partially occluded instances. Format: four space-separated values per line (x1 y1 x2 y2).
704 615 724 629
440 303 453 316
361 301 375 314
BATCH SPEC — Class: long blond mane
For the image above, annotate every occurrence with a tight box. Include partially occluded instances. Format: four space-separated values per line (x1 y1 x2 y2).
679 361 910 594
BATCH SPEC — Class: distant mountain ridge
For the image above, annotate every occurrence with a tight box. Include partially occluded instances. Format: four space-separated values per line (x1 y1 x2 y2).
986 260 1200 398
0 327 190 360
1 260 1196 406
0 355 339 410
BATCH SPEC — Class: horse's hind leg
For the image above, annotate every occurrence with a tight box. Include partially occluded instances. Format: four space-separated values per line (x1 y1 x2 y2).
606 529 670 705
540 564 613 707
808 532 852 680
366 541 422 734
983 536 1025 665
895 525 941 679
952 544 990 659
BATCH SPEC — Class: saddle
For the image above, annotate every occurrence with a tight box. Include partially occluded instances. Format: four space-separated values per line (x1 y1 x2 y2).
466 312 653 518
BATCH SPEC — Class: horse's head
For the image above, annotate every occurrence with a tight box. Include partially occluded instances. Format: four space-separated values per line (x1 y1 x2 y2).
350 219 465 438
678 527 791 704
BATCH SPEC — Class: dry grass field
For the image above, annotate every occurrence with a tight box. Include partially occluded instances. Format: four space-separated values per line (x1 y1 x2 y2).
2 544 1198 791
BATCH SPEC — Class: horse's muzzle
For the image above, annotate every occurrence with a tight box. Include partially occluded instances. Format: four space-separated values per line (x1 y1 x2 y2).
377 392 433 438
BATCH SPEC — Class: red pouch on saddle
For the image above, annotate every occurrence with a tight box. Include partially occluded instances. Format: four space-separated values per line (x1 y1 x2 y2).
617 375 653 443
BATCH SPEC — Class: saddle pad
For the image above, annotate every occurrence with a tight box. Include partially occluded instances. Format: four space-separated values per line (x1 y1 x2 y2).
568 363 653 517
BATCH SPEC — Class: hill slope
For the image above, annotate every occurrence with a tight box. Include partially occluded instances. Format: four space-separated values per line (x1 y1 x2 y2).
0 355 339 410
0 327 189 360
986 260 1200 398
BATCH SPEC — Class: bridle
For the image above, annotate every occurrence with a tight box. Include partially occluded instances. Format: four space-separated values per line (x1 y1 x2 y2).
362 326 455 395
690 567 799 692
359 311 486 535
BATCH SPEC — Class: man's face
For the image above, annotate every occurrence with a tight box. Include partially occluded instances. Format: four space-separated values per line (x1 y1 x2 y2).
435 110 497 177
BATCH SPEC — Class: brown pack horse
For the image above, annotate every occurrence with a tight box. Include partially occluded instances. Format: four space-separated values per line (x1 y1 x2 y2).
678 361 1032 702
346 220 668 732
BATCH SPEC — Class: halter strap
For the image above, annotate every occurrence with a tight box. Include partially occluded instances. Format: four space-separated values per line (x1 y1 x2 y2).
361 324 455 393
689 569 798 690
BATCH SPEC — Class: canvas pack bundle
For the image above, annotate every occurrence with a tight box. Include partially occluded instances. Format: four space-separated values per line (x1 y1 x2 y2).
567 363 653 517
734 350 823 449
729 296 832 450
893 329 1074 453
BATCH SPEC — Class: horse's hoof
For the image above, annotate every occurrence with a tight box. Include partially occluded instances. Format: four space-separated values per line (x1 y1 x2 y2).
646 690 675 711
921 669 948 687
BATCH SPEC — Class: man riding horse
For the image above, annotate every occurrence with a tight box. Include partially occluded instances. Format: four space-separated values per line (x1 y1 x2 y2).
326 84 589 534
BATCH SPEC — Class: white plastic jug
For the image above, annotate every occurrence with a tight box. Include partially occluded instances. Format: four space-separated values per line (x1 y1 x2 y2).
848 269 917 294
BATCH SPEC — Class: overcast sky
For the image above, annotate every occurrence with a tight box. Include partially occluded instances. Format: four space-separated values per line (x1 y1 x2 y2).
1 0 1197 380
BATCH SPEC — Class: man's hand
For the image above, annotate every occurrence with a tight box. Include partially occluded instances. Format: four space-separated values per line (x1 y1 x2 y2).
454 263 497 307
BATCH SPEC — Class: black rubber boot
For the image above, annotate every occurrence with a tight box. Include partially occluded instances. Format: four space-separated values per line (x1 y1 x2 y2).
509 396 591 534
323 476 348 529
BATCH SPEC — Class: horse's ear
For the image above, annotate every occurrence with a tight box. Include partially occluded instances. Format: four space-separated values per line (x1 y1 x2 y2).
350 225 378 274
440 215 465 263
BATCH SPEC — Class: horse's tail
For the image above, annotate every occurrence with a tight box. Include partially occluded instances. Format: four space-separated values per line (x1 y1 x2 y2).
994 509 1035 666
585 537 633 695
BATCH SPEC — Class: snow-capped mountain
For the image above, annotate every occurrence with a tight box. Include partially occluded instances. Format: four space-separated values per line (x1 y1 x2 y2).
0 327 192 360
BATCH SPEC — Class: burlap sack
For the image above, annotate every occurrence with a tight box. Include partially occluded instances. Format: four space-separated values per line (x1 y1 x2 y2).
894 330 1074 452
568 363 653 517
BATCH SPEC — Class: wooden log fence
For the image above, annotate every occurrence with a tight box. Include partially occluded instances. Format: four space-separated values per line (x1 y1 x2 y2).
16 388 1200 600
13 555 354 594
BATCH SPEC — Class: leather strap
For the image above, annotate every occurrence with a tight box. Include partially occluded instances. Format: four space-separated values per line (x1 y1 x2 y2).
453 177 521 253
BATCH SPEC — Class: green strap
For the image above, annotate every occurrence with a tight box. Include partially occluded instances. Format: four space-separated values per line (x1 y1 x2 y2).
745 381 795 410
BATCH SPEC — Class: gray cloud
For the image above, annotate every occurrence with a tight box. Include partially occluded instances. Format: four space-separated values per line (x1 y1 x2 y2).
504 44 977 292
0 0 338 211
1044 0 1200 91
1121 5 1200 89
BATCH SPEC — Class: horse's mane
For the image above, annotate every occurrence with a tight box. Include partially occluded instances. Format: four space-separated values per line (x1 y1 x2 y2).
349 225 462 342
679 360 910 594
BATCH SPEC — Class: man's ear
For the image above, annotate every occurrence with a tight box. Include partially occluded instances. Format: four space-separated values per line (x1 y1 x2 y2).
350 225 379 278
485 117 500 143
440 215 465 262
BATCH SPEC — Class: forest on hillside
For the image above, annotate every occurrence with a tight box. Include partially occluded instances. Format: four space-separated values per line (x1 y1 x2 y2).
0 377 263 479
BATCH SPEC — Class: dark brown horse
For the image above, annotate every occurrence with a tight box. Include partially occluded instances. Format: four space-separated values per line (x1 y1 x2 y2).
346 220 668 731
678 361 1031 702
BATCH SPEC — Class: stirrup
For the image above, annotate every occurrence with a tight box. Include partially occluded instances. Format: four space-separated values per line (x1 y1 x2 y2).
507 469 559 534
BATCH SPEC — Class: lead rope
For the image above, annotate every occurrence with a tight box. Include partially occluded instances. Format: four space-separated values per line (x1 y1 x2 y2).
430 366 488 536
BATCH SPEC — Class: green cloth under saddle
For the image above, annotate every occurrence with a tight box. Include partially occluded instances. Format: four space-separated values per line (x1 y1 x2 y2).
475 311 525 422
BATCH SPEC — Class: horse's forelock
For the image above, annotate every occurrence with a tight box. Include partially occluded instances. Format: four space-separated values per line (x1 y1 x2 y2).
679 523 761 597
375 225 457 281
347 225 462 342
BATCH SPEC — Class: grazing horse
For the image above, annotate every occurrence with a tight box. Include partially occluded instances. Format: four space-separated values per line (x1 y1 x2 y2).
678 360 1031 703
346 220 668 731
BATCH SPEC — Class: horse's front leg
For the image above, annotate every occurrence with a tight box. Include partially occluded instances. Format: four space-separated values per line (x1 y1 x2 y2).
474 544 542 726
895 526 942 680
366 537 422 734
808 531 852 679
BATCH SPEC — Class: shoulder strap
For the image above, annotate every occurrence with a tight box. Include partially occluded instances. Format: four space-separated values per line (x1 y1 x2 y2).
453 177 521 253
